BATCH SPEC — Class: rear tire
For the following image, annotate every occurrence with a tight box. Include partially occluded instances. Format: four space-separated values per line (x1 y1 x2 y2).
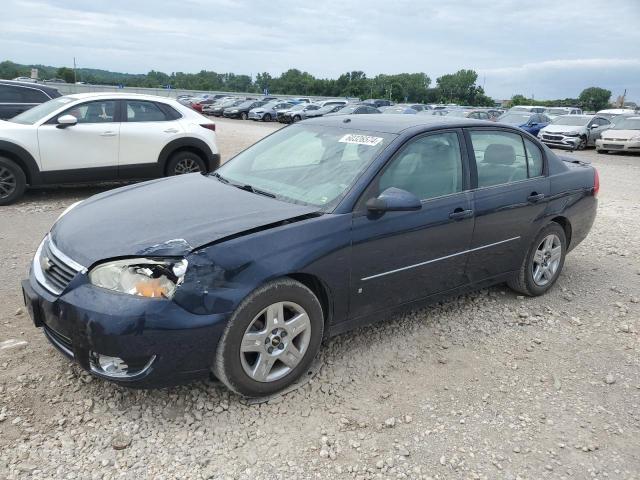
508 223 567 296
166 151 206 176
214 278 324 397
0 157 27 206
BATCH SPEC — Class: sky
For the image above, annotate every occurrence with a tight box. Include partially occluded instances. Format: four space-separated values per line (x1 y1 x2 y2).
1 0 639 101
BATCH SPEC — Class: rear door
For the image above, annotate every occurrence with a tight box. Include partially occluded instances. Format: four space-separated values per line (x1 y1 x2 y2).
117 99 184 178
37 99 120 178
465 128 549 282
586 116 611 145
349 130 475 318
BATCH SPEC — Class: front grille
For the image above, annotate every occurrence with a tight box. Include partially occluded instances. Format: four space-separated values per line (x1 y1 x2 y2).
603 144 624 149
34 236 86 295
43 324 74 357
543 134 564 141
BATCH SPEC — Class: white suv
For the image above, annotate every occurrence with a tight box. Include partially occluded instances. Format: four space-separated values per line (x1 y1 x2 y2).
0 93 219 205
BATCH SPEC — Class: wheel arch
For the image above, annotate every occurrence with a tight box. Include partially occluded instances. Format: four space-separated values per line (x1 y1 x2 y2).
550 215 572 249
286 272 333 338
158 138 218 174
0 140 41 185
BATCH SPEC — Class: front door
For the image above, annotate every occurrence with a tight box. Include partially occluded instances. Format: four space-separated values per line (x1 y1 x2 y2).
37 99 120 180
350 130 475 319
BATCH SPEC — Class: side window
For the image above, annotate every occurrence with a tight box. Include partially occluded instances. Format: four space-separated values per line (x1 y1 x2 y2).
470 131 528 187
524 138 543 177
126 101 169 122
379 132 463 200
0 85 23 102
62 100 117 123
21 88 49 103
479 112 490 120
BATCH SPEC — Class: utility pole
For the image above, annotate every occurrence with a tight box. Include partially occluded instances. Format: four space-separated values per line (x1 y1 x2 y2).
620 89 627 108
73 57 77 84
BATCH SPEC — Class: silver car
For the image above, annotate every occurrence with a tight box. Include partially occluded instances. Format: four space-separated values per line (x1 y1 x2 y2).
538 114 612 150
248 101 294 122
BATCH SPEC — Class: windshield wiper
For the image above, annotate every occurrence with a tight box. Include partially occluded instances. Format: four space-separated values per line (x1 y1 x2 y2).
211 172 229 184
234 183 277 198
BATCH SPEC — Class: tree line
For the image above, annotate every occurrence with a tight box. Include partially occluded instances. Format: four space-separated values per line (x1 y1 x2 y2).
1 60 615 110
0 60 493 105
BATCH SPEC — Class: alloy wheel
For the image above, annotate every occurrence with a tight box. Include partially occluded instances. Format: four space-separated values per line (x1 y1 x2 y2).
0 166 16 199
174 158 202 174
240 301 311 382
531 234 562 286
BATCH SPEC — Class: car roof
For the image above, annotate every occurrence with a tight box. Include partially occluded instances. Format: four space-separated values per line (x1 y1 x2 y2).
303 113 492 134
0 79 60 95
62 92 178 102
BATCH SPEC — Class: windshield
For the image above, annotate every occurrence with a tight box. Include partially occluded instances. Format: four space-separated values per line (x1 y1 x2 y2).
612 117 640 130
334 105 359 114
546 108 569 115
550 116 590 126
446 110 470 117
499 113 530 124
215 125 395 208
9 97 75 124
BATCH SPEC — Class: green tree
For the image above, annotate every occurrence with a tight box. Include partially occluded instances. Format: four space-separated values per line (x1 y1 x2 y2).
578 87 611 111
436 69 481 104
56 67 75 83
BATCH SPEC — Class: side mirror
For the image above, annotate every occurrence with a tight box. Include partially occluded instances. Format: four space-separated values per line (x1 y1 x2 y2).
366 187 422 213
590 124 599 129
56 115 78 129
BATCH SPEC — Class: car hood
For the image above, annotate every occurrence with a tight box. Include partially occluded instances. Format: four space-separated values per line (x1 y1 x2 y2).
601 129 640 139
541 124 585 134
51 174 319 267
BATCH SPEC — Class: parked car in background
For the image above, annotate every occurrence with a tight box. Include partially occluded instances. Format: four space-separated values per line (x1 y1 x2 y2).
498 112 550 136
303 104 345 119
538 114 611 150
382 106 418 114
509 105 547 114
249 101 294 121
191 98 219 112
223 100 268 120
595 116 640 154
362 99 393 108
0 80 61 119
12 76 38 83
43 78 67 84
21 115 598 395
316 99 349 108
277 103 321 123
0 93 219 205
543 107 582 119
486 109 504 120
325 104 381 116
596 108 638 120
445 109 493 121
205 99 244 117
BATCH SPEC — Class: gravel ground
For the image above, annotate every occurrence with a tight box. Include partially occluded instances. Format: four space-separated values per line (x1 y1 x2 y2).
0 118 638 480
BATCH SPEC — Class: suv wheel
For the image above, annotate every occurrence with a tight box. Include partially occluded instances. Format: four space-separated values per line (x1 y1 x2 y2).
0 157 27 206
166 151 206 176
241 112 248 120
214 278 324 397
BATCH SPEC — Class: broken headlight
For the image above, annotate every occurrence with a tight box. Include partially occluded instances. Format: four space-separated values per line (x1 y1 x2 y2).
88 258 188 299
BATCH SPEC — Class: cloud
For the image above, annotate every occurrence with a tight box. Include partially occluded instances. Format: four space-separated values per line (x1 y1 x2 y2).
1 0 639 100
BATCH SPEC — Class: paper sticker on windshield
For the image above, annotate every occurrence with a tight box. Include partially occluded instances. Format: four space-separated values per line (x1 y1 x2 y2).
339 134 383 146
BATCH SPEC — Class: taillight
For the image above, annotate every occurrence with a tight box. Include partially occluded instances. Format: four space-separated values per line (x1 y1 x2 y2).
593 168 599 197
200 123 216 132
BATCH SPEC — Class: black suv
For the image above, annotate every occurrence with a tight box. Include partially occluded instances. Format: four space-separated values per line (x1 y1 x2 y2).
0 80 61 119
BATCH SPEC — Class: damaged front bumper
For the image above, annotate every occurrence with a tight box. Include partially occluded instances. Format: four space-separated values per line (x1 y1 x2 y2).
22 270 229 388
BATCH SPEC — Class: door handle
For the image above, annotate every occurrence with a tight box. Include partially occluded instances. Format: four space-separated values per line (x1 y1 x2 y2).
527 192 545 203
164 128 179 134
100 131 117 137
449 208 473 220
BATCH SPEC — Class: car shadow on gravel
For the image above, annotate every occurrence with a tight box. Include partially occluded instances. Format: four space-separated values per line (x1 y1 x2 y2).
17 183 136 205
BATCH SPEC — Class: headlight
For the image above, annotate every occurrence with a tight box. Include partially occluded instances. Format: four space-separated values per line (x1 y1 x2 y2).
631 136 640 141
89 258 188 299
230 109 238 113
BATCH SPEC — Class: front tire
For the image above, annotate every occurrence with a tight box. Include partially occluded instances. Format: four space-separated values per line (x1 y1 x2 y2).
263 113 272 122
293 115 301 123
0 157 27 206
575 136 587 150
214 278 324 397
508 223 567 296
166 151 206 176
241 112 248 120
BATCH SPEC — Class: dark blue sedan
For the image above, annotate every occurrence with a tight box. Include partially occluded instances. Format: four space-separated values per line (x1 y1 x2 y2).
498 112 551 136
22 115 598 397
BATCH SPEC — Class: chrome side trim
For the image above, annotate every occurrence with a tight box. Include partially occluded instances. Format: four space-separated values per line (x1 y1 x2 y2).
361 236 521 281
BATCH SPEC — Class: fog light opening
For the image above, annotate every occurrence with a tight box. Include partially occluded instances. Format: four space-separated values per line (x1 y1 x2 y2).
90 352 156 379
